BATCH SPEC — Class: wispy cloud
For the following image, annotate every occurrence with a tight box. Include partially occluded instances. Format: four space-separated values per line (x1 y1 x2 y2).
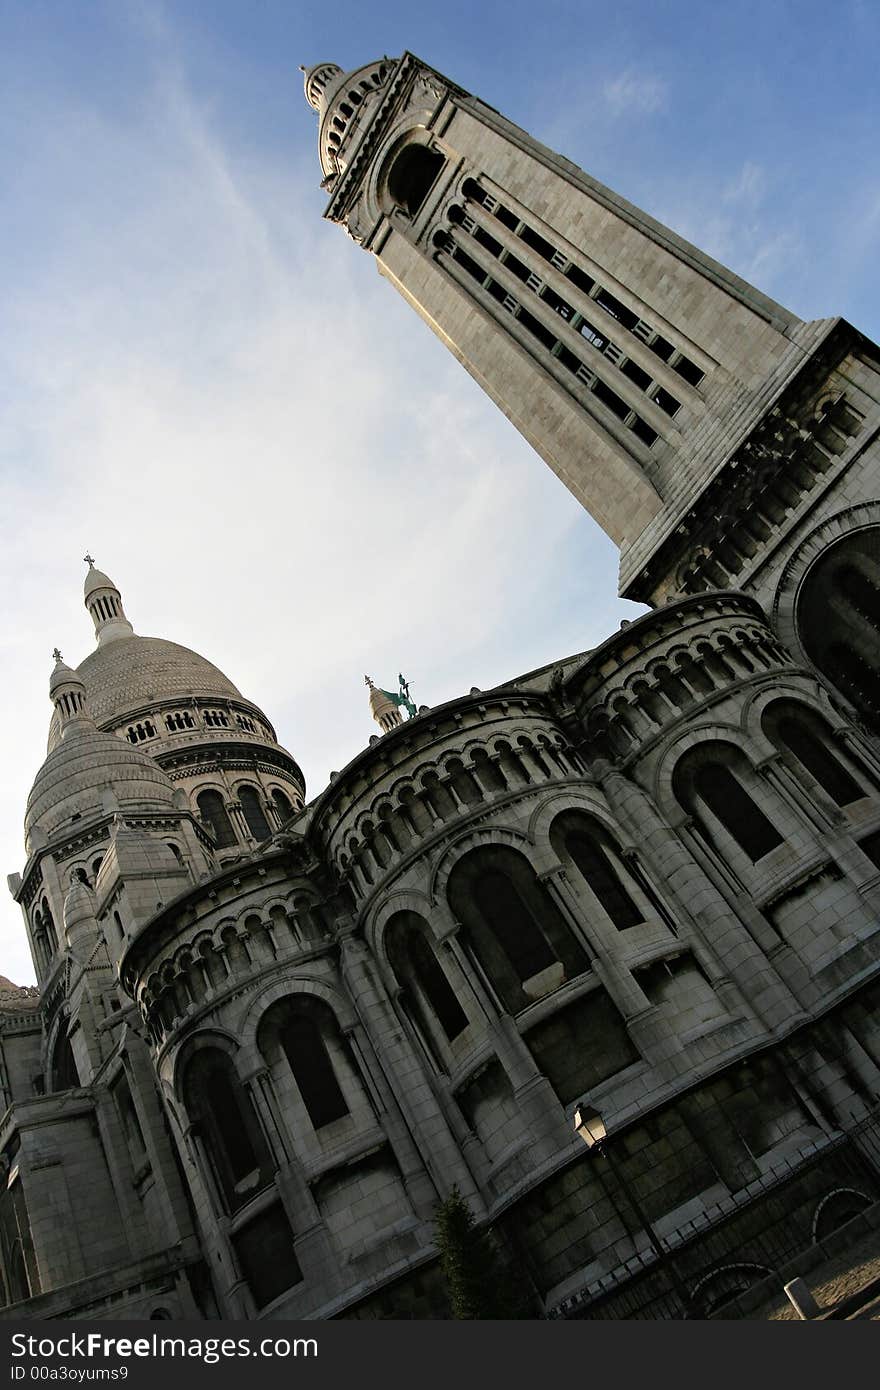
0 19 631 982
602 68 668 117
722 160 766 208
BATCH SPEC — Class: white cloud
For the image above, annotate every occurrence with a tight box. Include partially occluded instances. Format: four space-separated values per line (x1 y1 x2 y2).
0 28 630 983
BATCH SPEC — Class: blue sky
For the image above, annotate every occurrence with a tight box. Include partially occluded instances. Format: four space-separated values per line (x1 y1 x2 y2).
2 0 878 982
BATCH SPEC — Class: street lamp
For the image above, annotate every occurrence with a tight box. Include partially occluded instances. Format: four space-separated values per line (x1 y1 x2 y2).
573 1106 699 1318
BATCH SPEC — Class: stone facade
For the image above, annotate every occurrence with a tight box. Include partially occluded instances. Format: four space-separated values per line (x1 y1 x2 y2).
1 53 879 1321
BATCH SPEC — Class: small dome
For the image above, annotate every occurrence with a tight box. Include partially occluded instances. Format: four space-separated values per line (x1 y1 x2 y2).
26 724 177 848
84 566 118 600
306 57 398 179
302 62 344 112
49 655 84 699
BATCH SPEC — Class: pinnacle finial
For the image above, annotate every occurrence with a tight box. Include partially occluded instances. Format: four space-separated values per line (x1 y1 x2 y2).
83 553 95 568
52 647 63 663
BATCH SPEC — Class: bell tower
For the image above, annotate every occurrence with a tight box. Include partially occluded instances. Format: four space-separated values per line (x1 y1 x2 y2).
303 52 880 732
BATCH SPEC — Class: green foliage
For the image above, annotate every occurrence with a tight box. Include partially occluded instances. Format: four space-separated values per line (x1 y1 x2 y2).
434 1187 529 1319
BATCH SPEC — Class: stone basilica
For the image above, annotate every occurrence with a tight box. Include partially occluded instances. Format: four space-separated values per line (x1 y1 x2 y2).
2 52 880 1322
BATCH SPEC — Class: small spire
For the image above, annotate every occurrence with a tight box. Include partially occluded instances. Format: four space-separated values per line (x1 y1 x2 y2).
365 672 418 734
302 61 344 112
49 653 92 739
82 560 134 647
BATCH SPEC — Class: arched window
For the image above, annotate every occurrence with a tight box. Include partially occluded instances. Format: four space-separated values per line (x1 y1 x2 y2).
387 143 445 217
239 786 271 842
49 1029 79 1092
448 845 589 1013
693 763 782 861
797 528 880 727
550 811 642 930
41 899 58 958
386 912 468 1044
258 997 350 1132
181 1047 272 1213
674 746 783 862
762 701 865 807
271 788 293 822
196 789 236 849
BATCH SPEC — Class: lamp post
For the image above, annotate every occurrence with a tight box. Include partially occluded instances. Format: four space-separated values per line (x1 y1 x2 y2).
573 1105 699 1319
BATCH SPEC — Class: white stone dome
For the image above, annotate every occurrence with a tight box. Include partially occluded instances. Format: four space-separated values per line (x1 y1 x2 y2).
48 635 245 748
26 724 177 848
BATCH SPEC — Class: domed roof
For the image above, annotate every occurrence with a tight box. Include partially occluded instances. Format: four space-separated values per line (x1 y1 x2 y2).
47 635 244 748
26 723 177 847
84 565 118 599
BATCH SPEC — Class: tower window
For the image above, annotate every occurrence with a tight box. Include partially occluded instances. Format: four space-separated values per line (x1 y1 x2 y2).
621 359 653 391
519 224 555 261
649 334 675 362
594 288 639 331
652 386 681 416
387 144 445 218
673 355 705 386
565 263 596 297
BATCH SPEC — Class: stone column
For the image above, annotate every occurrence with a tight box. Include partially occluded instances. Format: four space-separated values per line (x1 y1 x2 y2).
337 928 480 1208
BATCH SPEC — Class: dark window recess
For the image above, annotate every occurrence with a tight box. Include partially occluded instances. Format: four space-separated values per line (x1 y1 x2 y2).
594 289 639 330
501 251 530 282
494 204 519 232
487 279 509 304
232 1204 302 1310
473 870 557 983
592 378 631 421
858 830 880 872
649 335 675 362
694 763 784 861
282 1015 349 1129
387 145 445 218
674 355 704 387
517 307 558 352
197 790 236 849
184 1050 272 1214
447 203 465 225
519 224 555 261
408 932 468 1040
451 245 485 284
565 263 596 297
474 225 503 258
776 718 864 806
652 386 681 416
557 345 581 375
631 417 659 447
239 786 271 841
540 285 575 320
621 358 653 391
566 833 642 929
462 177 487 206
